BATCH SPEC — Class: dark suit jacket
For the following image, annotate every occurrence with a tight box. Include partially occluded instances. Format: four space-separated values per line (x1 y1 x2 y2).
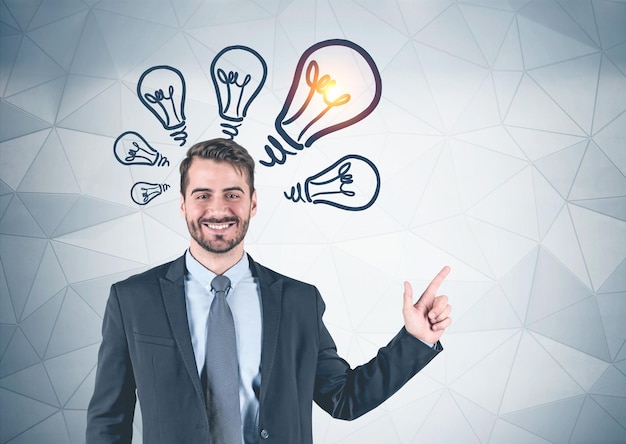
86 254 441 443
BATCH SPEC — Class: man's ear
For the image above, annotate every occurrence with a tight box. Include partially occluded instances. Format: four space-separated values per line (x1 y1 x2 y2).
179 193 186 217
250 189 258 217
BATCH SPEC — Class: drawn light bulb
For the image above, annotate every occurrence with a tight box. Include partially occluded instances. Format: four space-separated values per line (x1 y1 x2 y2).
131 182 170 205
284 154 380 211
114 131 169 167
211 45 267 139
137 65 188 146
260 39 382 167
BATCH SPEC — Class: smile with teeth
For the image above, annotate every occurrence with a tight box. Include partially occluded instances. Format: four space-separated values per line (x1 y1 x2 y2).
203 220 235 231
208 223 230 230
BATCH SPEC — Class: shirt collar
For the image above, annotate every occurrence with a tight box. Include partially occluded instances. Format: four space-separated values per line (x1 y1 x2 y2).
185 249 251 291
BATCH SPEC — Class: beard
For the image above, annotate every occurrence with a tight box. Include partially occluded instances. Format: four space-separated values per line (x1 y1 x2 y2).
186 215 250 254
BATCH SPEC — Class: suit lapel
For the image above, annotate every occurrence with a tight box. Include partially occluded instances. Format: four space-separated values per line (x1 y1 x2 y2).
160 256 205 401
249 256 283 406
161 254 284 406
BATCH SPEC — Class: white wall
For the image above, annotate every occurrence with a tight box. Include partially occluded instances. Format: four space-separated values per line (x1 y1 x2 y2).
1 0 625 442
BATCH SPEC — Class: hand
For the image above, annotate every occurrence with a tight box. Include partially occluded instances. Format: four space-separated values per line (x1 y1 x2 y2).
403 266 452 345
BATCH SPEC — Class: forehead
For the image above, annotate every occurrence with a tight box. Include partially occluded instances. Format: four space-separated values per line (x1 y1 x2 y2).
186 158 247 188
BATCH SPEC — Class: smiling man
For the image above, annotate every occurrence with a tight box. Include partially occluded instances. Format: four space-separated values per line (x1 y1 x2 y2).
181 152 257 273
86 138 452 444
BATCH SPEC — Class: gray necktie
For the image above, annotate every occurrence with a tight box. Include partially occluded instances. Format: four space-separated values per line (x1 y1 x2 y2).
205 275 241 443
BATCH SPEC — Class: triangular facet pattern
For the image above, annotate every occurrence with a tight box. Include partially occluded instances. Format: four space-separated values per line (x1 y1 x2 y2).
1 1 625 443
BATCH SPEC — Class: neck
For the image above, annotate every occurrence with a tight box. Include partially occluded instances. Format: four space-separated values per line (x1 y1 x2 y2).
188 243 244 276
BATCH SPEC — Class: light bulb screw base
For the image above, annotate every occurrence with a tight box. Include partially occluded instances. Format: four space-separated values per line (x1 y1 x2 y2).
259 135 302 167
169 125 188 146
220 122 242 140
156 154 169 167
283 182 309 203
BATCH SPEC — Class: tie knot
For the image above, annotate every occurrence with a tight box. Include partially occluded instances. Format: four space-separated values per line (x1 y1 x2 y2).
211 275 231 295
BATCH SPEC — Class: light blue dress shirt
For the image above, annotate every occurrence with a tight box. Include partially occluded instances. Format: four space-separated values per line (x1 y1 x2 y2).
184 250 263 444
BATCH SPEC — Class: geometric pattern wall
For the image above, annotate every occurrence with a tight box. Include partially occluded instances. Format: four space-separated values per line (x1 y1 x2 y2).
1 0 625 443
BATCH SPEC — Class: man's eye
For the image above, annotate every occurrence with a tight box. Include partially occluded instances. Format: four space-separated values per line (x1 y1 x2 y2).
196 194 209 200
227 193 239 199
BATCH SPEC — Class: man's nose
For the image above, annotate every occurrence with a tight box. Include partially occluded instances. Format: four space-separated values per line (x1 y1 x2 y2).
206 197 230 214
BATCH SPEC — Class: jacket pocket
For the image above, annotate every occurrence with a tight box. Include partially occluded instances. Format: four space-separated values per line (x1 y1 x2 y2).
134 332 176 347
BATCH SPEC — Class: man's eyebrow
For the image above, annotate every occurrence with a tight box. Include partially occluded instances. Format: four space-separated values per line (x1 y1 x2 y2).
190 186 246 194
190 187 213 194
224 186 245 193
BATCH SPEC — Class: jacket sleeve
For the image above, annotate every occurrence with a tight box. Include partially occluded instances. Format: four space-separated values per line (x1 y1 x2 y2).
86 284 136 443
312 289 441 420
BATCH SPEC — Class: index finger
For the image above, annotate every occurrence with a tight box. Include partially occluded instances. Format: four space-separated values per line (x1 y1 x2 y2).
423 266 450 297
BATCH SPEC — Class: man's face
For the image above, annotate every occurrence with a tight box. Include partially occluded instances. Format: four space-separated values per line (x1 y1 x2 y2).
180 158 257 256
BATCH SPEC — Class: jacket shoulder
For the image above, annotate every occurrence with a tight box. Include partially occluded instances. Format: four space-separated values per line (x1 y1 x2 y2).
251 258 317 291
114 256 183 288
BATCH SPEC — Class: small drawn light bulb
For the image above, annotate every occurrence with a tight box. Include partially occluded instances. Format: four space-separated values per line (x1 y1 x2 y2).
284 154 381 211
114 131 169 167
130 182 170 205
210 45 267 139
137 65 188 146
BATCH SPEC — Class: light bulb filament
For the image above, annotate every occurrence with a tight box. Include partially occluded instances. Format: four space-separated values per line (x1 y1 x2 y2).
284 60 351 142
141 187 158 203
308 161 355 198
126 141 151 164
217 69 252 117
143 85 184 129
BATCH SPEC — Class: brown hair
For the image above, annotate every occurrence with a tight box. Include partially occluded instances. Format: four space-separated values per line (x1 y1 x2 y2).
179 138 255 196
